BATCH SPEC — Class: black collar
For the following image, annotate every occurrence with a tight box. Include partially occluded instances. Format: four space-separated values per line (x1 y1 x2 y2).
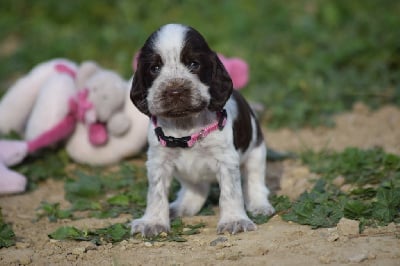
151 109 227 148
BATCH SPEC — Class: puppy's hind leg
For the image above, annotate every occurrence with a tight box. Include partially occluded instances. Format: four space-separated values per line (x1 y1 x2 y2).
242 143 275 216
169 180 209 218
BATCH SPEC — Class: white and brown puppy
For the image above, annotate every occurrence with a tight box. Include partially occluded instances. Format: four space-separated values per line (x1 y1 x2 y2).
130 24 274 237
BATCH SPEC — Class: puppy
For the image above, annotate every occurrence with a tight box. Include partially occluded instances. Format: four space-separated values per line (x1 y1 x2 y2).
130 24 275 237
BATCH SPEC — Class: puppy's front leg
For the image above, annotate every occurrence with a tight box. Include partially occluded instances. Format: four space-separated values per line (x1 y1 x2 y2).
217 162 256 234
131 160 173 237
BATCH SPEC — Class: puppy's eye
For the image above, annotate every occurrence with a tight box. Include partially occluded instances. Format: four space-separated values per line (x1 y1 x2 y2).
187 61 200 72
150 64 161 75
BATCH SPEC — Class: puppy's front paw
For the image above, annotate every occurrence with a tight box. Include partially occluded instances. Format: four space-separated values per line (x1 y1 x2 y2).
131 218 170 237
248 202 275 217
217 218 257 235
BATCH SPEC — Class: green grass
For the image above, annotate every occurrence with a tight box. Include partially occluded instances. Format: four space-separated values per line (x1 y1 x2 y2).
278 148 400 230
1 0 399 127
0 208 16 248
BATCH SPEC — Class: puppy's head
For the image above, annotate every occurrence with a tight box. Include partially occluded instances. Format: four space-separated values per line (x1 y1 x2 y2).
131 24 233 118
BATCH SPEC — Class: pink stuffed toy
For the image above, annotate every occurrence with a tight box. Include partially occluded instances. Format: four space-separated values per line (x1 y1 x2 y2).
0 59 107 194
132 52 249 89
0 59 149 194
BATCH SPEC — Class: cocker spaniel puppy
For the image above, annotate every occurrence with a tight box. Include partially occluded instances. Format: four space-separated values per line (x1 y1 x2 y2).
130 24 275 237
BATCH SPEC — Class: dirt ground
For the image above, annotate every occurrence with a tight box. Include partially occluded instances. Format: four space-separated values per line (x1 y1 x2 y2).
1 102 400 266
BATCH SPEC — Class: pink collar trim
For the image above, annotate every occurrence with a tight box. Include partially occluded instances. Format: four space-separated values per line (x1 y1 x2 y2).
151 110 227 148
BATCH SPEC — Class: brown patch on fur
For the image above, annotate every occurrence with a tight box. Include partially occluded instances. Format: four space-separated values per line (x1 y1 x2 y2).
232 91 263 152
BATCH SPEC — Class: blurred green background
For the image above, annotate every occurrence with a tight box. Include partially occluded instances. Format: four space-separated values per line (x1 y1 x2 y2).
1 0 399 128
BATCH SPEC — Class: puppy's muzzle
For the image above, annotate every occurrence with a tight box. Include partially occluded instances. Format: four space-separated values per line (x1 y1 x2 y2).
161 79 193 99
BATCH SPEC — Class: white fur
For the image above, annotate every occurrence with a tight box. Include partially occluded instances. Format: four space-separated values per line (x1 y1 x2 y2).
131 24 274 237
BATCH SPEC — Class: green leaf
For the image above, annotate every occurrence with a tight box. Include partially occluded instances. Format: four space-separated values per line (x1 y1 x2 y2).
107 194 130 206
36 202 73 222
248 213 272 225
0 223 16 248
93 223 130 243
49 223 131 245
49 226 85 241
65 172 103 201
372 185 400 224
344 200 372 219
270 195 292 212
282 183 343 228
70 199 102 211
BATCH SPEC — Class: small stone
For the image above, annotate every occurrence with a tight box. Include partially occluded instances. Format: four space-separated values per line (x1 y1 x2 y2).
79 241 97 251
223 242 233 248
16 242 31 249
348 253 368 263
71 247 86 255
327 230 339 242
340 184 353 193
337 217 360 237
144 241 153 247
332 176 345 187
129 238 142 244
210 236 228 246
159 231 168 237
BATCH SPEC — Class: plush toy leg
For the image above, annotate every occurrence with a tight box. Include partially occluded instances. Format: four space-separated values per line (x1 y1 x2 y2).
0 140 28 195
0 163 27 194
0 114 76 195
27 114 76 153
25 71 77 141
0 140 28 166
0 59 77 135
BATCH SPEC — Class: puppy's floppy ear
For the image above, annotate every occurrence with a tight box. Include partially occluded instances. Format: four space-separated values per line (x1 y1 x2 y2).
208 53 233 111
130 51 151 116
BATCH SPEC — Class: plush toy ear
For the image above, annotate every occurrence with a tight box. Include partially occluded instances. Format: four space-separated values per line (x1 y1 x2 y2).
208 53 233 111
130 51 151 117
76 61 99 89
217 54 249 90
